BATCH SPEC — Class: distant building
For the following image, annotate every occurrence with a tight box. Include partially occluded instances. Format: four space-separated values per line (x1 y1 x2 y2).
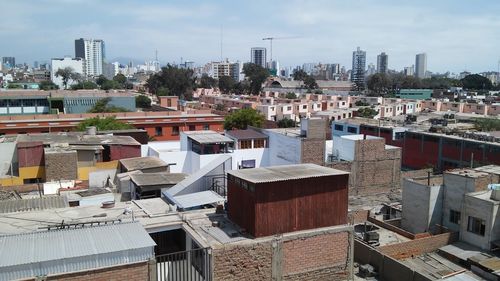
377 52 388 74
75 38 105 77
398 89 433 100
50 57 85 89
250 47 266 68
210 60 242 81
351 47 366 89
366 63 376 76
1 57 15 69
404 65 414 76
415 53 427 79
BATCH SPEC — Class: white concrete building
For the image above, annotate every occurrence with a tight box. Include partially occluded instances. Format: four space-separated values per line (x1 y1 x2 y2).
74 38 105 77
50 57 85 89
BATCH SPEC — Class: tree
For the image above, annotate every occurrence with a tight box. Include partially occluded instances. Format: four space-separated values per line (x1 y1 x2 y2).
55 67 79 89
303 75 318 90
461 74 493 90
355 100 369 106
135 95 152 108
88 98 130 113
215 104 226 111
218 76 235 94
357 107 378 118
473 118 500 131
199 74 217 88
277 118 296 128
223 108 265 130
285 92 297 99
146 64 196 99
293 69 308 81
39 81 59 90
367 73 391 93
233 81 250 95
95 75 108 86
113 73 127 85
71 81 98 90
242 63 269 95
76 116 134 131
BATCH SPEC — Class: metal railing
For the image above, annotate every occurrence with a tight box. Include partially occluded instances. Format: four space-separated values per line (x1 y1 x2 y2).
156 248 212 281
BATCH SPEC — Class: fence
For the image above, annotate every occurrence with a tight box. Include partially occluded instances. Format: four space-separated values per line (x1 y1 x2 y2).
156 247 212 281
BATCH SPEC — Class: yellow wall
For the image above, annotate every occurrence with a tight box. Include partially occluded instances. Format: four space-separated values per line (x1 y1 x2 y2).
0 176 24 186
77 161 119 180
19 166 45 180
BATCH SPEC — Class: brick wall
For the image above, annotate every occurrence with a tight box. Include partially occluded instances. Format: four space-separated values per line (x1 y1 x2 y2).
301 139 325 165
282 232 348 278
42 261 150 281
44 150 78 182
212 228 351 281
377 232 458 260
349 209 370 223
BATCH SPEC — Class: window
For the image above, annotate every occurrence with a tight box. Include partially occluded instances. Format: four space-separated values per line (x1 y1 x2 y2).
347 127 357 133
395 132 405 140
302 105 307 109
155 127 163 136
203 124 209 130
450 210 461 224
240 140 252 149
171 126 179 136
334 124 344 131
467 216 485 236
254 139 265 148
189 125 196 131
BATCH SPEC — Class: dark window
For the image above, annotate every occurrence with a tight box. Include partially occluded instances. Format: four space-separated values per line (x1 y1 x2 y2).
467 216 485 236
395 132 405 140
171 126 179 136
155 127 163 136
189 125 196 131
347 126 357 133
450 210 461 224
203 124 209 130
334 124 344 131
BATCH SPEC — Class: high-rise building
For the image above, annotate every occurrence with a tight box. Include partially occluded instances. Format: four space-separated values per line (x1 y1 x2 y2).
250 47 266 68
75 38 105 77
377 52 388 74
415 53 427 79
209 60 242 82
366 63 376 76
404 65 414 76
2 57 15 69
351 47 366 89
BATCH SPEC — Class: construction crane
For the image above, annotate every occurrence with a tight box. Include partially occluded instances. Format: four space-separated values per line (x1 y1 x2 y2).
262 36 301 64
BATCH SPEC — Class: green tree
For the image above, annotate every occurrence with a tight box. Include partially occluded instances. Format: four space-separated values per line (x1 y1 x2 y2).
355 100 369 106
39 80 59 90
223 108 265 130
95 75 108 86
461 74 493 90
218 76 235 94
88 98 130 113
473 118 500 131
285 92 297 99
113 73 127 85
76 116 134 131
293 69 308 81
71 81 98 90
215 104 226 111
199 74 217 88
367 73 391 93
242 63 269 95
277 118 296 128
135 95 152 108
146 64 195 99
233 81 250 95
357 107 378 118
55 67 79 89
303 75 318 90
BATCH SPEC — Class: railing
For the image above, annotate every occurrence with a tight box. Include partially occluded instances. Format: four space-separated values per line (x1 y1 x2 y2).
156 247 212 281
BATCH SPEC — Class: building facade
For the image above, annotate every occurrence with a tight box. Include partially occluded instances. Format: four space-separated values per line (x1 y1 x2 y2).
415 53 427 79
75 38 105 77
351 47 366 89
50 57 85 89
251 47 267 68
377 52 388 74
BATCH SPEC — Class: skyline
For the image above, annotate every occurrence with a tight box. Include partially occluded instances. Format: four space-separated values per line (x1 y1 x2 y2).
1 0 500 73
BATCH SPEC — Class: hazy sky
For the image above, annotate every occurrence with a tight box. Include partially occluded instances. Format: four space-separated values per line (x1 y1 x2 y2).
1 0 500 73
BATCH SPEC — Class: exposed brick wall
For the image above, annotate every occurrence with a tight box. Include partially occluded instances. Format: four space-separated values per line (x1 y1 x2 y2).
377 232 459 260
283 266 348 281
282 232 348 276
44 150 78 181
301 139 325 165
349 209 370 223
212 242 273 281
42 261 150 281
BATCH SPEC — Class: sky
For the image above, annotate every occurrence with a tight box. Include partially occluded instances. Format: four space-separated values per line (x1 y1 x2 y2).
1 0 500 74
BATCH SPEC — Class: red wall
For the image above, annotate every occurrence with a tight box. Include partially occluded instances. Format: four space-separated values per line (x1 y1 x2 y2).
109 145 141 161
17 142 44 167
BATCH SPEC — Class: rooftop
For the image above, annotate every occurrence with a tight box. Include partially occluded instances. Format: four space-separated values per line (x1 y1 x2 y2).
0 89 136 99
16 133 140 146
184 130 234 144
227 163 348 184
225 129 268 140
119 156 169 172
130 172 188 187
445 168 491 178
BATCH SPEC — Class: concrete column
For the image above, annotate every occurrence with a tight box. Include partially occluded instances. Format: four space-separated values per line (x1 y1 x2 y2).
148 258 157 281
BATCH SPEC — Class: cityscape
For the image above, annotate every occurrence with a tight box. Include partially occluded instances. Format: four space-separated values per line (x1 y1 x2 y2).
0 1 499 281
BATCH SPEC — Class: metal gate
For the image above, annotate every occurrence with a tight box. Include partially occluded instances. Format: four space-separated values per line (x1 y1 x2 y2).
156 248 212 281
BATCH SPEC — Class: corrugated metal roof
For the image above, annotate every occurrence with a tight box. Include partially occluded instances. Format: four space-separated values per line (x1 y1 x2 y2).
173 190 225 209
185 131 233 144
120 156 169 171
130 172 188 186
0 222 155 280
227 163 349 184
0 196 69 214
225 129 268 140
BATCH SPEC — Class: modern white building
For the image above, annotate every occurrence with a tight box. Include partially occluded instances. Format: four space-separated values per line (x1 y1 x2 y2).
75 38 105 77
415 53 427 79
250 47 267 68
50 57 85 89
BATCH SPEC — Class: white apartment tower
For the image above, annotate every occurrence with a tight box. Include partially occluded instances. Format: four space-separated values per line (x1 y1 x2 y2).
251 47 267 68
75 38 105 77
415 53 427 79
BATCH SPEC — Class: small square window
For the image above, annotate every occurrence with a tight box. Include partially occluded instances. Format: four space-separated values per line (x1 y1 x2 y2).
189 125 196 131
155 127 163 136
171 126 179 136
203 124 210 130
